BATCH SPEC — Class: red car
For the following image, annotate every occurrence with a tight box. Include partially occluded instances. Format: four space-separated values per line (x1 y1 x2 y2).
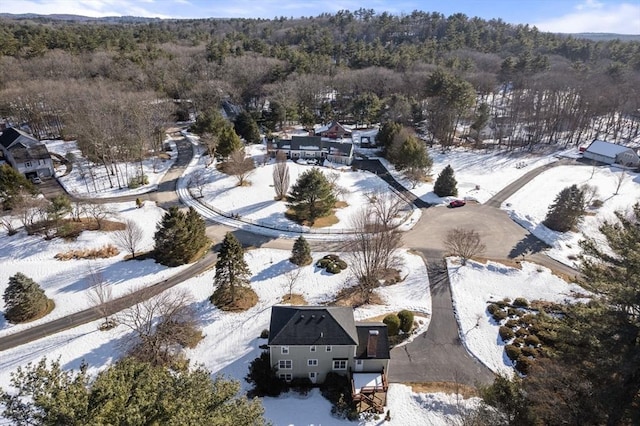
449 199 466 208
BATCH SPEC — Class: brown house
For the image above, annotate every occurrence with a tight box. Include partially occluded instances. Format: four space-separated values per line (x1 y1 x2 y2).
315 121 352 139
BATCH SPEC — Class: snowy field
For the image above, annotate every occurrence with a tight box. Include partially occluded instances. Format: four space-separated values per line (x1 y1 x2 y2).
448 259 588 376
0 202 190 337
503 164 640 266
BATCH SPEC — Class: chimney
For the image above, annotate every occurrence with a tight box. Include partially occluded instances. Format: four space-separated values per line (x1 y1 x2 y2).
367 330 379 358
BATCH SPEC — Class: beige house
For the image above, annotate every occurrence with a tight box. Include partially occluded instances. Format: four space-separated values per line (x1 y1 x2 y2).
267 135 354 165
268 306 390 412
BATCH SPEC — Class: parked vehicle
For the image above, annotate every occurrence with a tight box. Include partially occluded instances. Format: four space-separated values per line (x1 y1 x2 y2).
449 199 466 208
30 176 42 184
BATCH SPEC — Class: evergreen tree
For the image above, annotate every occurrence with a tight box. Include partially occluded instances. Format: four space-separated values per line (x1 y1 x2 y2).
212 232 251 304
375 121 402 156
216 125 243 159
3 272 51 323
290 235 312 266
0 357 267 425
234 111 261 144
287 168 336 225
433 164 458 197
0 164 37 210
543 184 586 232
154 207 208 266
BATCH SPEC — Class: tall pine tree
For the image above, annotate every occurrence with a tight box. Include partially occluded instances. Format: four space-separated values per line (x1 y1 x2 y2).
290 235 312 266
543 184 586 232
154 207 208 266
287 168 336 225
211 232 252 308
3 272 51 323
433 164 458 197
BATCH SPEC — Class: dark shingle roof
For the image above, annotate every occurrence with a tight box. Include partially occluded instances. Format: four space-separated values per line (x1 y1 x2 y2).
0 128 38 149
355 323 390 359
268 306 358 346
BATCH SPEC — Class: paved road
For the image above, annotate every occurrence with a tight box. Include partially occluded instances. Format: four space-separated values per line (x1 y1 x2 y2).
389 257 495 385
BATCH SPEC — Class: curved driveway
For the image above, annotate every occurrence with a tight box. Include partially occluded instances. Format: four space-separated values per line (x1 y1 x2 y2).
2 147 581 388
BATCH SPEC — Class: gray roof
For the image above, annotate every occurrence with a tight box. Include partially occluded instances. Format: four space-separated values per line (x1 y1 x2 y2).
268 306 358 346
355 323 390 360
275 136 353 155
585 140 635 158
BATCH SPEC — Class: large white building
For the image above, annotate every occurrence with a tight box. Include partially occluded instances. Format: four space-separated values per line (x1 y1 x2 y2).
583 140 639 167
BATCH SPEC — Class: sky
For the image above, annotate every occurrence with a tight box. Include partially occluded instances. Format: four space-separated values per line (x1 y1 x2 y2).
0 0 639 34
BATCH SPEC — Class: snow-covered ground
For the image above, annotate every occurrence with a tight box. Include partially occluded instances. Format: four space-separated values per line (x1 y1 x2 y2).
45 137 178 198
0 202 190 337
448 258 588 376
503 164 640 266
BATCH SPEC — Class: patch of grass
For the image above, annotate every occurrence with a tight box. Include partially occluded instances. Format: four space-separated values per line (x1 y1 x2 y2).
334 200 348 209
281 293 307 305
210 286 258 312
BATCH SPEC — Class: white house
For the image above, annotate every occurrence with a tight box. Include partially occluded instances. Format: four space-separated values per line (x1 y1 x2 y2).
0 128 54 178
268 135 354 165
583 140 640 167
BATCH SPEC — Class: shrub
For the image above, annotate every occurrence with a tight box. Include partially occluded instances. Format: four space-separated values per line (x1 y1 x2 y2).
334 259 348 270
315 254 346 274
505 344 521 361
321 373 357 420
290 377 312 395
499 326 515 341
525 335 541 347
128 174 149 189
591 199 603 208
507 308 524 317
505 319 519 328
513 337 525 347
290 236 312 266
325 262 342 274
259 329 269 339
3 273 53 323
245 351 286 397
487 303 501 315
397 310 414 333
316 258 332 268
515 356 533 375
515 327 529 338
521 346 539 358
383 314 401 336
513 297 529 307
495 300 509 309
492 310 508 322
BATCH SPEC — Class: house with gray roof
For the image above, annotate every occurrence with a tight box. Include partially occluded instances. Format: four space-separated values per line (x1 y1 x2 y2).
268 305 389 412
267 135 354 165
0 128 54 179
583 140 639 167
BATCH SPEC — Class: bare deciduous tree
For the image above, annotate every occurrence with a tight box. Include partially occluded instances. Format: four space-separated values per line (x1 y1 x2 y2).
85 264 115 329
445 228 486 265
614 169 628 195
85 202 113 229
13 193 49 234
200 132 218 167
272 150 290 201
111 219 144 258
189 169 207 198
223 148 255 186
281 267 302 302
347 194 404 304
118 289 200 367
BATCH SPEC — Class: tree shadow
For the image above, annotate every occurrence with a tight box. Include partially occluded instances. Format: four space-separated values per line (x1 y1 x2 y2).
63 329 129 371
508 234 549 258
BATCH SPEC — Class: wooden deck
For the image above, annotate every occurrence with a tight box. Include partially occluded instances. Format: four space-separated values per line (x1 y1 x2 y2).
351 370 389 413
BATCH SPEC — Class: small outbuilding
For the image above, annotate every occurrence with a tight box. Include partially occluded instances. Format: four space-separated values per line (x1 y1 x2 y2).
582 140 640 167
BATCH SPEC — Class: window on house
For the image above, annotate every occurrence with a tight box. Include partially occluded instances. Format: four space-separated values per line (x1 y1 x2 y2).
278 360 292 370
281 346 289 355
25 161 32 168
279 373 292 382
307 359 318 366
326 345 332 352
310 346 316 352
332 360 347 370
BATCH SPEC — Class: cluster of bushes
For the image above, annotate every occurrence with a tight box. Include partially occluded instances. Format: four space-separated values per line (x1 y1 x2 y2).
316 254 348 274
488 297 557 375
320 373 358 421
383 310 415 343
54 244 119 260
128 174 149 189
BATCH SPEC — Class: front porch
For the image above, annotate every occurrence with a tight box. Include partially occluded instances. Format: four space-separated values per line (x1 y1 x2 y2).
351 370 389 413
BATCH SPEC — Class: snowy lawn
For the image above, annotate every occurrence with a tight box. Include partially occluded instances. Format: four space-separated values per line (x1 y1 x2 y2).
0 202 190 336
448 258 588 375
45 137 178 198
502 164 640 266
